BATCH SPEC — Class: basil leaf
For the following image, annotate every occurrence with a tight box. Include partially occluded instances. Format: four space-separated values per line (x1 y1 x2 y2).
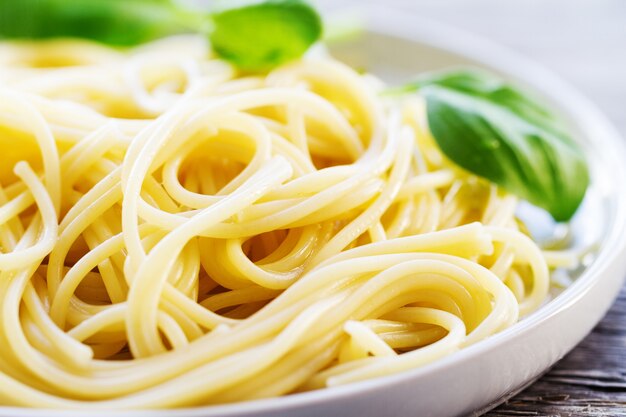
210 0 322 71
0 0 199 46
413 70 588 221
402 70 570 141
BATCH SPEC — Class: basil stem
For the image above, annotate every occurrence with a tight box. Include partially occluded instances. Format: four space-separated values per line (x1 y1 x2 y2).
0 0 322 71
394 69 589 222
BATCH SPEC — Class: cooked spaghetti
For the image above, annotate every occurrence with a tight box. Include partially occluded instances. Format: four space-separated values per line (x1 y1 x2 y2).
0 36 551 409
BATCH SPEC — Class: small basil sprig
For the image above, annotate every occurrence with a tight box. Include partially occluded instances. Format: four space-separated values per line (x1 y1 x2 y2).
391 69 589 221
0 0 322 71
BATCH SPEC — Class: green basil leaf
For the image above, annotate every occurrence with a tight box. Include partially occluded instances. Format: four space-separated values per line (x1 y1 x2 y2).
416 70 589 221
209 0 322 72
402 69 570 141
0 0 200 46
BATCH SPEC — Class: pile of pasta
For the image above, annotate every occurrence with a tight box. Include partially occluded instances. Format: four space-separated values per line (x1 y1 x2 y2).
0 37 550 408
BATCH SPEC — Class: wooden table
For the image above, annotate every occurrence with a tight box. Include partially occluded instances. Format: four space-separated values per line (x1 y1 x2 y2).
320 0 626 414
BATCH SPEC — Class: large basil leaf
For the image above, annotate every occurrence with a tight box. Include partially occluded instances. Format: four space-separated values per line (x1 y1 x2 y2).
414 69 588 221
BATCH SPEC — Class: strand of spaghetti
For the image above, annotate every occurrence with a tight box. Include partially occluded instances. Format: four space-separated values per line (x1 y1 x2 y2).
144 114 395 237
310 122 412 263
327 308 466 386
343 320 397 357
0 191 33 228
485 226 550 315
126 157 292 357
0 187 20 251
212 334 341 403
108 296 346 408
50 223 157 326
0 162 57 269
47 173 122 298
160 112 272 208
21 283 94 365
0 89 61 213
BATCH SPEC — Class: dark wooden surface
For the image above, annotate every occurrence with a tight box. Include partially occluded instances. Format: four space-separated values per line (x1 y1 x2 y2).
319 1 626 415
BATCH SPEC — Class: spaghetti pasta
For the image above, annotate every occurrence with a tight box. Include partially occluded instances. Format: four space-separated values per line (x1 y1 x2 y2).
0 36 552 409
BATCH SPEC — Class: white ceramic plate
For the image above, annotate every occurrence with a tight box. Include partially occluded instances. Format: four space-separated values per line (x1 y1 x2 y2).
4 6 626 417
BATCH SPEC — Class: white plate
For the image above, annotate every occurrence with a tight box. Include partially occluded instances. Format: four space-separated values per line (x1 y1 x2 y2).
4 6 626 417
